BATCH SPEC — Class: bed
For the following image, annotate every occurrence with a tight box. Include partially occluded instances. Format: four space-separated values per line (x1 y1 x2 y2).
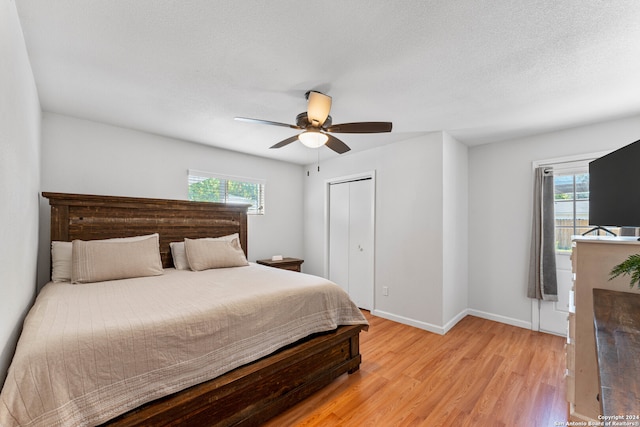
0 192 367 427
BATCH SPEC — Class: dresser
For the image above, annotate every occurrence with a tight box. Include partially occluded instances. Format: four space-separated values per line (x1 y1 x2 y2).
568 237 640 422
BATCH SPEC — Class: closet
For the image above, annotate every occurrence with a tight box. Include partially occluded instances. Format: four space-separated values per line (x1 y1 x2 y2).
328 176 374 310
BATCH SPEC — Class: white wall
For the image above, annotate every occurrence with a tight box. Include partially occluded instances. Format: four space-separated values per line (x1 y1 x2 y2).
39 113 304 286
442 133 469 328
468 114 640 328
0 1 41 386
304 132 469 332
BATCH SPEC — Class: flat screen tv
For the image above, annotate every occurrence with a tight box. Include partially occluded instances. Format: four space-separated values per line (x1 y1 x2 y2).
589 138 640 227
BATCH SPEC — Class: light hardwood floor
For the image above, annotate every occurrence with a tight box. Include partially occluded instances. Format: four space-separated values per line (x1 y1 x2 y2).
264 311 568 427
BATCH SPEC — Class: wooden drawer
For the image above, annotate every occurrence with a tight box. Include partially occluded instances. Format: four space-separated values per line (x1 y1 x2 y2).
277 263 303 272
566 370 575 403
567 313 575 342
566 342 575 372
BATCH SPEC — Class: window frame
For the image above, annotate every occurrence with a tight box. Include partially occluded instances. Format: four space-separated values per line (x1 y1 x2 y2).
533 151 611 253
187 169 265 215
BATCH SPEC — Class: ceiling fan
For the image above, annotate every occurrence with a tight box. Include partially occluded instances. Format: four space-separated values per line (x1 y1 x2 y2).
235 91 392 154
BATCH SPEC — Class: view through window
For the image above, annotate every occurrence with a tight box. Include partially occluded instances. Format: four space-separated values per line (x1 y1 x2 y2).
554 172 590 252
553 165 621 253
188 170 265 215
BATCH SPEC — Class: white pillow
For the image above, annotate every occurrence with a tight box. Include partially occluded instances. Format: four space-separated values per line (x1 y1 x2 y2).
71 234 163 284
184 237 248 271
169 241 190 270
52 234 160 282
170 233 240 270
51 241 73 282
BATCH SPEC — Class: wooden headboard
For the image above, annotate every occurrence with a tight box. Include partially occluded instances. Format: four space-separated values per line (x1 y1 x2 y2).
43 192 250 268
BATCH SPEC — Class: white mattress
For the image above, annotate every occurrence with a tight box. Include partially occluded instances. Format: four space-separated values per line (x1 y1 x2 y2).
0 264 368 427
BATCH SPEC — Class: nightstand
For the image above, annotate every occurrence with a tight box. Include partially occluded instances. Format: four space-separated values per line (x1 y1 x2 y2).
256 257 304 272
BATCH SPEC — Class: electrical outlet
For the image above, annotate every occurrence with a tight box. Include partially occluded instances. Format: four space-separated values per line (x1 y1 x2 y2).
382 286 389 296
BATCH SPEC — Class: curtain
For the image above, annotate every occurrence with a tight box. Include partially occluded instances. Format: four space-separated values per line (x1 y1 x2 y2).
528 167 558 301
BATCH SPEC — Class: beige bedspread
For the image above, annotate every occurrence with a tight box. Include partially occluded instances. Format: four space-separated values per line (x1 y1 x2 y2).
0 264 368 427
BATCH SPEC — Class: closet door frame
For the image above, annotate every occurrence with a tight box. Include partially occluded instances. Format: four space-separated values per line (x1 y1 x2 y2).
324 170 376 310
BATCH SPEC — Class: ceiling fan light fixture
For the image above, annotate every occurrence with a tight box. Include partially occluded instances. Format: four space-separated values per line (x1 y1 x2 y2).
237 90 392 155
306 91 332 126
298 129 328 148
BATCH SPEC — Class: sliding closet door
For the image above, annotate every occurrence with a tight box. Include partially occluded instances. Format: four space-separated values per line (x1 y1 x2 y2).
328 178 374 310
347 179 374 310
329 182 350 294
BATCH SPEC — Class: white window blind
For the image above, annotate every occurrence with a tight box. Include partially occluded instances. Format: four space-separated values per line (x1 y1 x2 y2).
188 169 265 215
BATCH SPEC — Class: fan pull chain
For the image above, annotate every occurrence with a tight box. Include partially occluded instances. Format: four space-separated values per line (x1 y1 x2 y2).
306 150 321 176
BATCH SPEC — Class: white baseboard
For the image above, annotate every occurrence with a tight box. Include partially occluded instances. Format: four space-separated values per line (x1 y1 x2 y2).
442 308 469 334
371 309 447 335
370 308 532 334
466 308 532 330
371 309 469 335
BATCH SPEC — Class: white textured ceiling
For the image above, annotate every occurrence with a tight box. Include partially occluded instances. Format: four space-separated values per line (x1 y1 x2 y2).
15 0 640 164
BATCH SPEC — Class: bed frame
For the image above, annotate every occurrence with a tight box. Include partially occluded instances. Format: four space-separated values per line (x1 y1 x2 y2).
43 192 364 427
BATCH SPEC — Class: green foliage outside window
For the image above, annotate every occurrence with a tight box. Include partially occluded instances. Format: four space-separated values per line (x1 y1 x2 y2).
188 176 264 215
189 178 223 202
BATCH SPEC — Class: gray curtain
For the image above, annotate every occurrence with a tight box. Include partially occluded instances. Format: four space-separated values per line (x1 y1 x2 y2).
527 167 558 301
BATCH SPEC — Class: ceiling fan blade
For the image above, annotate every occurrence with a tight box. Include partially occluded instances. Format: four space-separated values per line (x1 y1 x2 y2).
325 134 351 154
235 117 301 130
270 134 300 149
306 91 332 127
325 122 392 133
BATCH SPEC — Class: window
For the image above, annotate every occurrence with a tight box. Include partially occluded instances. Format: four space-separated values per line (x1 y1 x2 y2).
538 152 615 253
554 172 591 252
188 170 265 215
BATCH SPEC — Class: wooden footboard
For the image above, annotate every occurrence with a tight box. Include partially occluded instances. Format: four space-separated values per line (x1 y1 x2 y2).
103 324 364 427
